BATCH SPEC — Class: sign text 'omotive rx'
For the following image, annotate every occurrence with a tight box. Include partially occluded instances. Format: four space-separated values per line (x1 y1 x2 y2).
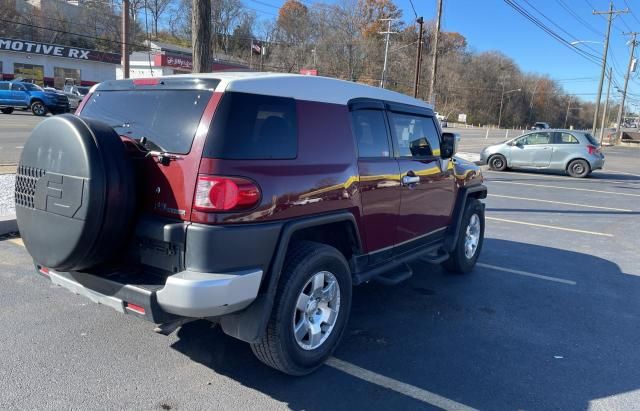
0 37 121 64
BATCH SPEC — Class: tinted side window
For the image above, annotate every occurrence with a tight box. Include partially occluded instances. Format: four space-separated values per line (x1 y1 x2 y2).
388 112 440 157
204 92 297 159
0 83 8 91
351 110 391 158
583 133 599 146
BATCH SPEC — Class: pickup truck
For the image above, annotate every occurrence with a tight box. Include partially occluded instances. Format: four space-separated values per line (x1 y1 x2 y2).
0 81 70 116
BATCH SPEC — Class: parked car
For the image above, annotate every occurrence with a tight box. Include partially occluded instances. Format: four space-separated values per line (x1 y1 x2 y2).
63 84 90 110
531 121 550 130
480 129 604 177
0 81 70 116
15 73 486 375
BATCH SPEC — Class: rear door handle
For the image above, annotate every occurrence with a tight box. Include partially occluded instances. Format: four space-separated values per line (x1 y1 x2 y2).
401 175 420 186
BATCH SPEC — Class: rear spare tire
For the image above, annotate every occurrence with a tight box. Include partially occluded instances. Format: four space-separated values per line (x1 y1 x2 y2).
15 114 135 271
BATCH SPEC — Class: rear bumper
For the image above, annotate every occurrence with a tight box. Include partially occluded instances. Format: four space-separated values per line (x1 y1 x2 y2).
38 265 263 322
589 155 605 170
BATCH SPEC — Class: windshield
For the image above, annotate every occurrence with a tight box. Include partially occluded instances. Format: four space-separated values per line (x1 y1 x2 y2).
22 83 43 91
80 89 212 154
77 87 90 95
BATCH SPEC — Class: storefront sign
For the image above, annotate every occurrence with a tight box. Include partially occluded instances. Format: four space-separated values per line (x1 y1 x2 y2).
155 54 193 70
0 37 121 64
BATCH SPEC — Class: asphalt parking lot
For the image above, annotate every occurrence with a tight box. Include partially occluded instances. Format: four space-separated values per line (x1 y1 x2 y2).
1 122 639 409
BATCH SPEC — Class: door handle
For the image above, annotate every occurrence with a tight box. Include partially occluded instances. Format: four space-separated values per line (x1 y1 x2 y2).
401 175 420 186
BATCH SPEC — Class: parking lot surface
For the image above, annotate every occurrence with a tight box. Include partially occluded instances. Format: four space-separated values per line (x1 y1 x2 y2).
1 123 639 410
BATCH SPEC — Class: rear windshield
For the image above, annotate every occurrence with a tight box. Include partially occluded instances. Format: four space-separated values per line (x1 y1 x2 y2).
81 90 213 154
204 92 297 159
583 133 599 146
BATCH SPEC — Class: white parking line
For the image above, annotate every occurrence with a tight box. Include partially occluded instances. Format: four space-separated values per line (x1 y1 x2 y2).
489 181 640 197
484 170 629 183
477 263 576 285
488 194 633 212
326 357 478 411
486 216 614 237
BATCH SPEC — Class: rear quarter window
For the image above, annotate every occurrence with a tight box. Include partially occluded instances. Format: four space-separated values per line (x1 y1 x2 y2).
204 92 297 159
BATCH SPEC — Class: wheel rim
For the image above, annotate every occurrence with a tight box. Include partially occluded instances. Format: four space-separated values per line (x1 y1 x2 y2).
491 157 504 169
33 103 45 115
572 162 585 175
464 213 481 259
292 271 341 351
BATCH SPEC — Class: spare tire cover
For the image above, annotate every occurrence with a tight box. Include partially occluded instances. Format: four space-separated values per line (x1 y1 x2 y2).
15 114 135 271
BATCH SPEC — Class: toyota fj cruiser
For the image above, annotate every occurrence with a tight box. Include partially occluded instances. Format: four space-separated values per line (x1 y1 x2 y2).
15 72 486 375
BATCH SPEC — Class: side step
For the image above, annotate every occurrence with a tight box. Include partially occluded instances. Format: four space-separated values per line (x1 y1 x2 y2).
422 249 449 264
372 263 413 285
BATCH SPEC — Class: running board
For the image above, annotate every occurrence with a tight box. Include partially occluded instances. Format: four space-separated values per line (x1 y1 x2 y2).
372 263 413 285
353 244 447 285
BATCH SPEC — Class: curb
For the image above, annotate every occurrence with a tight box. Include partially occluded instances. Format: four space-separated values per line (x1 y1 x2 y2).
0 214 18 236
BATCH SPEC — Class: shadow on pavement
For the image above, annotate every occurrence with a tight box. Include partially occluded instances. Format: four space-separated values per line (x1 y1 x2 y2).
170 238 640 410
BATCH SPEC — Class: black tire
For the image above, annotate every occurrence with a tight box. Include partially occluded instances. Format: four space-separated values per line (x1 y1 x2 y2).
442 199 484 274
251 241 352 375
567 159 590 178
1 107 14 114
488 154 508 171
31 100 47 116
15 114 136 271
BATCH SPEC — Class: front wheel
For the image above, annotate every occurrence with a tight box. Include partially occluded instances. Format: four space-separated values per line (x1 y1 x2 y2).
488 154 508 171
1 107 14 114
31 101 47 116
251 241 352 375
443 199 485 274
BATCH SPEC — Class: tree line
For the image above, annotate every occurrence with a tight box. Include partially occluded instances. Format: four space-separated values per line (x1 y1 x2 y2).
1 0 617 129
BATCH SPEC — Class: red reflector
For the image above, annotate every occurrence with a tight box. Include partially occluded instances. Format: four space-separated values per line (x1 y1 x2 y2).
194 176 261 212
133 78 160 86
125 303 146 315
38 266 50 276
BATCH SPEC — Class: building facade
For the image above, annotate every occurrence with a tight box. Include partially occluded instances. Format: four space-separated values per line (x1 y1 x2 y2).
0 37 120 87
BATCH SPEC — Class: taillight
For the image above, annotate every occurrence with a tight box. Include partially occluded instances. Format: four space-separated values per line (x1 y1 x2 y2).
194 176 261 212
587 145 600 154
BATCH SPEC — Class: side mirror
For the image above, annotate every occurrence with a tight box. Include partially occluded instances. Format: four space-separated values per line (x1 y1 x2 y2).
441 132 458 158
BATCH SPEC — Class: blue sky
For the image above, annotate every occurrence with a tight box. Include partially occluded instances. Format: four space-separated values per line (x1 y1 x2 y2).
245 0 640 105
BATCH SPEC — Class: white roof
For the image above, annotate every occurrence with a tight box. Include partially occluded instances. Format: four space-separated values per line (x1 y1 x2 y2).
162 72 432 108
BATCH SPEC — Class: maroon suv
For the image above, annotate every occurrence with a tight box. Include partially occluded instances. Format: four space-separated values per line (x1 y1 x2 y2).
15 72 486 375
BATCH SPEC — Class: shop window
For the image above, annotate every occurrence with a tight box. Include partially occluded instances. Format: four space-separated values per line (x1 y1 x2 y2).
54 67 81 90
14 63 44 86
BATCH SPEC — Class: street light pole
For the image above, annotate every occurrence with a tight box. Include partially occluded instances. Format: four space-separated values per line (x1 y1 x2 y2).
498 86 521 129
379 18 396 89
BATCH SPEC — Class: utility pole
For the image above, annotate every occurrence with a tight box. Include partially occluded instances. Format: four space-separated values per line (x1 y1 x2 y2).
564 95 573 129
192 0 211 73
413 17 424 98
121 0 130 79
615 32 638 137
591 2 628 135
599 67 613 144
379 18 396 88
427 0 443 104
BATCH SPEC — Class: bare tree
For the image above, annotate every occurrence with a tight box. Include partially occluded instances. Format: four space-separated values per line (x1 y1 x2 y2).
146 0 172 37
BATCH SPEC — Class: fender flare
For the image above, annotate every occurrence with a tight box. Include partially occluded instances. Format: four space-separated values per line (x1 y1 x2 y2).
443 185 487 252
219 211 361 343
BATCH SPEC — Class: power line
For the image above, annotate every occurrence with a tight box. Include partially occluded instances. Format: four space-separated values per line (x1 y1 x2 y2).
555 0 603 37
503 0 603 65
521 0 601 56
623 0 640 25
407 0 418 19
